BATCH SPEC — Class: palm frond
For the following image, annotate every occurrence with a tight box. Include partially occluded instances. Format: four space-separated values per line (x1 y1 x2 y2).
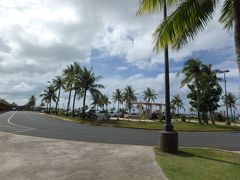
219 0 233 30
153 0 217 51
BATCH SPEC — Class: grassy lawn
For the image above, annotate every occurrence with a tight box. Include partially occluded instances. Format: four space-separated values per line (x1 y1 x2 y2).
49 114 240 132
154 147 240 180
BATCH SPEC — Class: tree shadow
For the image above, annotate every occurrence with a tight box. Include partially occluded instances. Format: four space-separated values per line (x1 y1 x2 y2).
195 155 240 166
174 151 195 157
175 150 240 166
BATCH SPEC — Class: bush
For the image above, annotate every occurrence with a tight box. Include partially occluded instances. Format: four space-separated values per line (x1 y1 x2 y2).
179 114 187 122
212 112 226 122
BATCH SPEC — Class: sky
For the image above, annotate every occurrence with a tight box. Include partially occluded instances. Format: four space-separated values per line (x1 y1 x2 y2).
0 0 239 112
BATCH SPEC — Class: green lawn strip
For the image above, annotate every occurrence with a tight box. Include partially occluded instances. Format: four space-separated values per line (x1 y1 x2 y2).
154 147 240 180
47 114 240 132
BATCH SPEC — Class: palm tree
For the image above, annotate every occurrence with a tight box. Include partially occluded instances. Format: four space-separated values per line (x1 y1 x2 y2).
52 76 64 114
101 95 111 110
123 85 137 113
91 92 103 110
180 59 202 123
143 87 157 115
76 67 104 116
72 62 82 117
40 85 57 113
63 64 75 115
137 0 240 73
28 95 36 111
223 92 237 121
112 89 123 118
143 87 157 103
171 94 185 117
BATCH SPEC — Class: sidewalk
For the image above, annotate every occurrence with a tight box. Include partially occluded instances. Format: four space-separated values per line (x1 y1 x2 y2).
0 132 168 180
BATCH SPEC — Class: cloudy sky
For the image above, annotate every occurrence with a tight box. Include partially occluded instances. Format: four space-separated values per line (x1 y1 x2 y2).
0 0 239 111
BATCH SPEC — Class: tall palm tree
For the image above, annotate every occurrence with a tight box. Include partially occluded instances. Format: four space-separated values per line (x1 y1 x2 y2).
143 87 157 103
137 0 240 73
123 85 137 113
91 92 103 110
76 67 104 116
63 64 75 115
112 89 123 118
143 87 157 114
40 85 57 113
180 59 202 123
223 92 237 121
52 76 64 114
72 62 82 117
28 95 36 111
101 95 111 110
171 94 185 117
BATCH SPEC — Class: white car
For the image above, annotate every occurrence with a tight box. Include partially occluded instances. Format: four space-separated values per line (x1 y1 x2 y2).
86 109 110 120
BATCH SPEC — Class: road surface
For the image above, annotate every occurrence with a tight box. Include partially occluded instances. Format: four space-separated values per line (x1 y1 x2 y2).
0 111 239 150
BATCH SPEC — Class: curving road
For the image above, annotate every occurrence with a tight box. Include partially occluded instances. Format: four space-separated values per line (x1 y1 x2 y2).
0 111 239 151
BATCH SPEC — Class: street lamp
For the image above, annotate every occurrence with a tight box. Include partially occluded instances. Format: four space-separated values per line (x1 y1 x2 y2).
218 70 230 124
159 0 178 153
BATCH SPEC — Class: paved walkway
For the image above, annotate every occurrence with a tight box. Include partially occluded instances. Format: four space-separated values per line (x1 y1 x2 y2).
0 132 167 180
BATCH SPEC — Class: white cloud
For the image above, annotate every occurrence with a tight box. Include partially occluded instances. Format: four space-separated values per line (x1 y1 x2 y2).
116 66 128 71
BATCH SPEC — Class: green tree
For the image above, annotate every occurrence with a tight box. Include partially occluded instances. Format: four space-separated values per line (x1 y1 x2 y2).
143 87 157 115
72 62 82 117
40 85 57 113
171 94 184 117
112 89 123 118
223 92 237 121
52 76 64 114
101 95 111 110
143 87 157 103
123 85 137 113
28 95 36 111
63 64 75 115
76 67 104 116
185 63 222 124
137 0 240 73
180 59 202 123
91 91 103 110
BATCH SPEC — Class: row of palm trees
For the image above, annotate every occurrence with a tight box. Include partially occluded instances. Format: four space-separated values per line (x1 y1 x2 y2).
40 62 159 117
40 62 104 116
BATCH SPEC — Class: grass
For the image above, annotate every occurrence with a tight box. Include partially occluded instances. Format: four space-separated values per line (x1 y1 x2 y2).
154 147 240 180
48 114 240 132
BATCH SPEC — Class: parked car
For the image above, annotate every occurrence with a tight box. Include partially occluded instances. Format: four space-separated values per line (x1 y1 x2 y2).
124 112 129 118
117 112 124 118
148 111 164 120
109 111 117 117
129 113 139 118
86 109 110 120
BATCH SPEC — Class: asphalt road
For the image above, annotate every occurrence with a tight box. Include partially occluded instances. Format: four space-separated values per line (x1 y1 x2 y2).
0 111 239 151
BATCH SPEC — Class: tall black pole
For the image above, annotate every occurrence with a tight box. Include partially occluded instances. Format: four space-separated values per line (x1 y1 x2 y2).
164 1 173 131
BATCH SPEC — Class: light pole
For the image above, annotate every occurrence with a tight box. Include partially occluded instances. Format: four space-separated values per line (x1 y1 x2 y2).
159 0 178 153
218 70 230 124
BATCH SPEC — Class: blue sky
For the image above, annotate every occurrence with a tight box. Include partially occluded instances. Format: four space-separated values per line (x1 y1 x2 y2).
0 0 239 112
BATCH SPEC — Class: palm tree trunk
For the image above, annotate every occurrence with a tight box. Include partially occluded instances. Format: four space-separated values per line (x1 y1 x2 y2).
196 80 202 124
230 106 233 121
66 89 72 115
177 106 179 117
49 100 52 113
82 89 87 117
46 103 49 112
55 88 61 114
117 101 119 120
72 89 77 117
233 0 240 73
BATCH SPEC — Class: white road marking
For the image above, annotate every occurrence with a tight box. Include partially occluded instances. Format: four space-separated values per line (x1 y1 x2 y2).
7 112 35 131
